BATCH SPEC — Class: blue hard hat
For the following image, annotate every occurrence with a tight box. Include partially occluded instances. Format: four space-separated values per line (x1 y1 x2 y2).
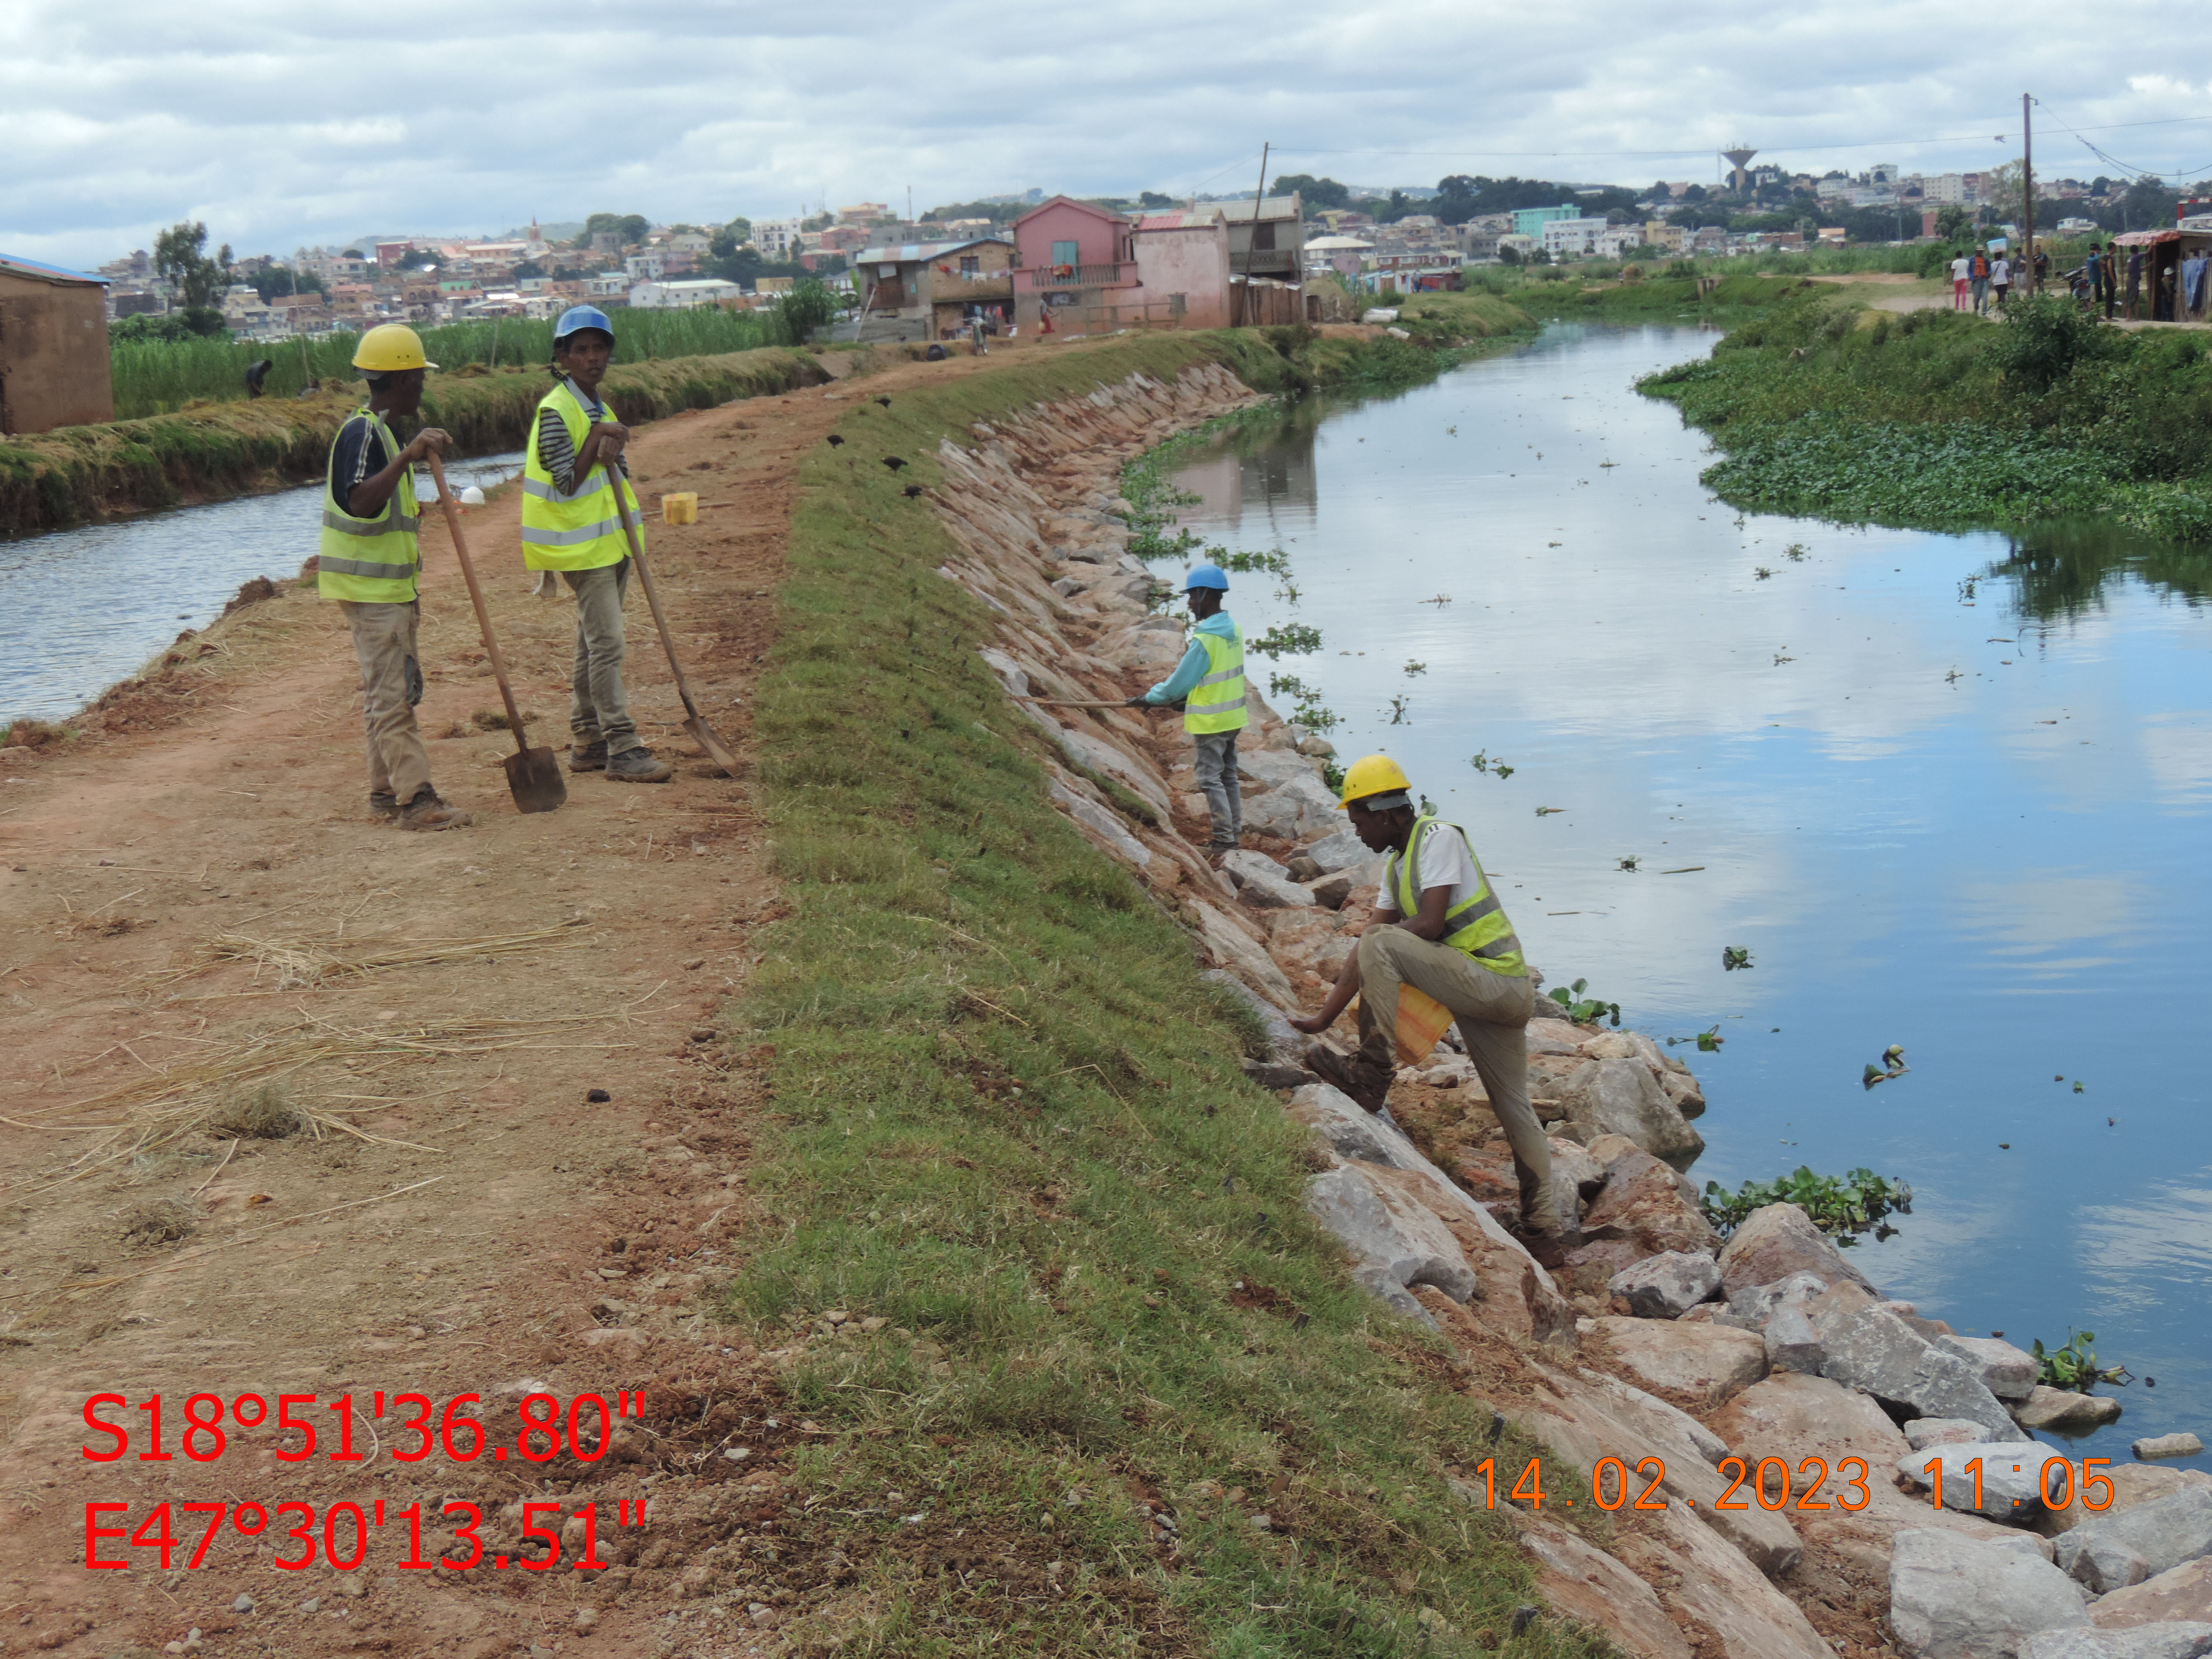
1184 563 1229 592
554 305 615 346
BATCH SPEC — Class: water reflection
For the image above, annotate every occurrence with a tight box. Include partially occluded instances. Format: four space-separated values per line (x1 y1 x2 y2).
1991 521 2212 623
0 452 521 725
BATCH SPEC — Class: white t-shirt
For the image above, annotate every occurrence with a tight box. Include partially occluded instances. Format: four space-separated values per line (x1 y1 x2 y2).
1951 258 1972 281
1379 819 1481 915
1991 258 2010 284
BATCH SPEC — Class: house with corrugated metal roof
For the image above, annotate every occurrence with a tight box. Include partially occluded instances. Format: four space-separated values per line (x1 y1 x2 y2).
851 237 1014 342
1011 198 1141 335
0 253 112 433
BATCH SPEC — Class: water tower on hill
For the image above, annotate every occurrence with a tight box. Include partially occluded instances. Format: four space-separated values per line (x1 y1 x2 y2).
1722 144 1758 195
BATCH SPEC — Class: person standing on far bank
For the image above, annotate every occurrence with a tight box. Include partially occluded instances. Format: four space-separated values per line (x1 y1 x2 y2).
1128 563 1244 853
522 305 672 783
316 324 471 830
1950 249 1971 310
1990 252 2011 309
1969 247 1992 314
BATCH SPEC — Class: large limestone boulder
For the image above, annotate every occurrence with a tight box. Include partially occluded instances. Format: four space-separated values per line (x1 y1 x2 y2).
1808 1282 2023 1441
1525 1018 1587 1056
1938 1334 2040 1401
1607 1249 1721 1319
2016 1385 2126 1431
1048 778 1152 870
2049 1467 2212 1536
1188 903 1295 1004
1198 968 1302 1064
1587 1315 1768 1408
1519 1517 1693 1659
1289 1083 1573 1345
1238 766 1342 840
1304 1162 1476 1322
1300 827 1372 874
1727 1270 1831 1328
2053 1486 2212 1593
2019 1629 2212 1659
1716 1203 1877 1299
1889 1527 2092 1658
1556 1058 1705 1168
1609 1504 1830 1659
2094 1558 2212 1630
1580 1148 1720 1258
1898 1442 2076 1527
1219 849 1314 909
1264 909 1355 984
1512 1363 1801 1576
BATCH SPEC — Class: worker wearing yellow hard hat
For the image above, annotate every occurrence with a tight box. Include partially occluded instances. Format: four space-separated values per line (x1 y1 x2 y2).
1292 754 1561 1246
314 322 470 830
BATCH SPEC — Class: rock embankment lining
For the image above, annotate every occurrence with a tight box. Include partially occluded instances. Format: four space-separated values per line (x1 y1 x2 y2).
921 359 2207 1659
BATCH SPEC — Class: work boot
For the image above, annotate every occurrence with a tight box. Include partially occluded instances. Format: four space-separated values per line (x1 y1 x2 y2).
368 792 399 821
568 740 608 773
1514 1183 1581 1267
1304 1040 1396 1114
397 787 472 832
606 746 673 784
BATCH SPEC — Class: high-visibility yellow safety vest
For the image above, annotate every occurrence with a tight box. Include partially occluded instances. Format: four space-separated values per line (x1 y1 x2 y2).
1183 623 1247 735
520 379 642 572
1391 815 1526 976
317 408 420 604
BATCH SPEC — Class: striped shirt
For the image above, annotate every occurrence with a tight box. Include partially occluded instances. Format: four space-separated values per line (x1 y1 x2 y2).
329 413 395 516
535 379 629 497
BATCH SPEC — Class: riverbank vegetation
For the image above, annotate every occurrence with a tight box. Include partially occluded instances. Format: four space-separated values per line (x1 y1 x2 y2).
108 288 837 420
736 328 1605 1655
0 348 827 539
1640 286 2212 539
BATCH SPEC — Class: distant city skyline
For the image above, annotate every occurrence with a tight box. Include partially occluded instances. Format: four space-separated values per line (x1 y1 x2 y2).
7 0 2209 269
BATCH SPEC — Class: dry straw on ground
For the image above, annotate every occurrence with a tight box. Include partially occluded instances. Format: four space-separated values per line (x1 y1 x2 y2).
169 917 590 991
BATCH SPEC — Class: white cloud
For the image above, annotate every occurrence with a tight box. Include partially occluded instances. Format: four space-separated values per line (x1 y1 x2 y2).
7 0 2212 267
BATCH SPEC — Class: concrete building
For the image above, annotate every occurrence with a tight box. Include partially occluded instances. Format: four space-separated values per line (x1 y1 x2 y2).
851 238 1015 340
1010 197 1139 335
624 252 666 281
629 278 744 309
1513 204 1582 239
1540 217 1610 258
0 253 113 433
1306 233 1375 278
1218 194 1306 281
755 217 804 258
1640 221 1686 253
1130 210 1233 329
1457 225 1501 261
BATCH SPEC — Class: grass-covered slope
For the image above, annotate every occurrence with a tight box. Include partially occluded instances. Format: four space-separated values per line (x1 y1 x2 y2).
0 347 825 538
730 331 1609 1657
1640 288 2212 539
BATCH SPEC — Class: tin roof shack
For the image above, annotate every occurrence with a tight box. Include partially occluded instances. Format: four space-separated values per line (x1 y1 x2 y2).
2112 227 2212 322
0 254 112 434
1011 197 1139 336
852 238 1013 342
1129 211 1233 330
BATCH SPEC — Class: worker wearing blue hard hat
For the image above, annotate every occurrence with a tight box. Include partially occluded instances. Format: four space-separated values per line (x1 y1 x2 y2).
1127 562 1246 854
520 302 673 782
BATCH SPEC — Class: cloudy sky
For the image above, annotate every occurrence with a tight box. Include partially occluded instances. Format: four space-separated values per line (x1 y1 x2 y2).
6 0 2211 268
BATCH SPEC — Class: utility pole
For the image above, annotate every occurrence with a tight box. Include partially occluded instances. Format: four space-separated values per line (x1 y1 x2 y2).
1237 142 1270 326
2023 93 2038 294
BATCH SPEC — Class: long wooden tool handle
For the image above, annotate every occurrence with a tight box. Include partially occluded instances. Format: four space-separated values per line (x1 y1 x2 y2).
425 454 529 751
1016 696 1139 708
607 471 705 721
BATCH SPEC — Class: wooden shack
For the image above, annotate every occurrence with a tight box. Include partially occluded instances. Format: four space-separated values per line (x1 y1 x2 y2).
0 253 114 433
2107 228 2212 323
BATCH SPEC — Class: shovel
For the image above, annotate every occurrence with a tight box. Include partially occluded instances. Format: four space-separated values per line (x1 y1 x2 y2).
424 454 567 814
607 469 740 777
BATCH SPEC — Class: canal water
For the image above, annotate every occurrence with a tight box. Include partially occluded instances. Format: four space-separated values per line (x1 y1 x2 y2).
0 452 523 727
1169 322 2212 1465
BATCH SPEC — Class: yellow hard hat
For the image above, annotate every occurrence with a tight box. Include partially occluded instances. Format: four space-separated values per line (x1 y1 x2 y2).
1339 753 1411 807
351 324 438 373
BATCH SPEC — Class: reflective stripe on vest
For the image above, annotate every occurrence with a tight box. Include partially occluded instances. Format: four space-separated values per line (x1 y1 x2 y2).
1392 815 1526 976
1184 623 1247 734
316 408 420 604
519 379 638 572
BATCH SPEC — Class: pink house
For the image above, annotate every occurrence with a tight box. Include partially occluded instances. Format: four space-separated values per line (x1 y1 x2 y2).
1130 211 1233 330
1010 197 1138 333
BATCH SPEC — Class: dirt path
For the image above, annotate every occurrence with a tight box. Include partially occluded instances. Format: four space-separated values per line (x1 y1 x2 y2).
0 349 1011 1659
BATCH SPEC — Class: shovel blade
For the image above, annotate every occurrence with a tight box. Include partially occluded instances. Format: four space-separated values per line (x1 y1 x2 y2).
503 746 569 814
683 715 740 778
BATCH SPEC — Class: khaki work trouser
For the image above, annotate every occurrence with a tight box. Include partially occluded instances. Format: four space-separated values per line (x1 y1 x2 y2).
563 560 641 755
1353 926 1556 1229
337 600 432 805
1190 729 1242 847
